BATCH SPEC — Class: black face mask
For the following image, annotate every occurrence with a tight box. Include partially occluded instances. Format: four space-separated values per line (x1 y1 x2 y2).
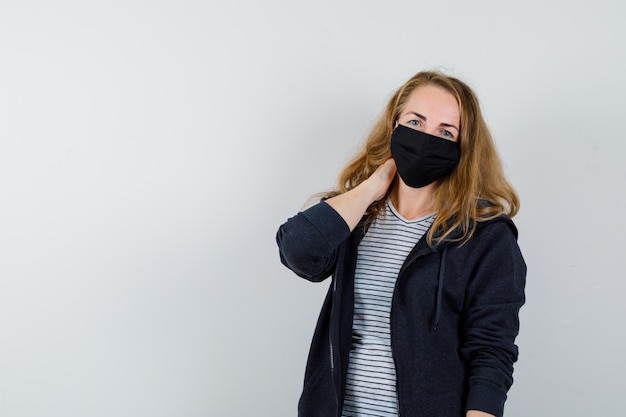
390 125 460 188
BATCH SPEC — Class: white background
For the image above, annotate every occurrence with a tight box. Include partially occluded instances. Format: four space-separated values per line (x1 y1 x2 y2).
1 1 625 416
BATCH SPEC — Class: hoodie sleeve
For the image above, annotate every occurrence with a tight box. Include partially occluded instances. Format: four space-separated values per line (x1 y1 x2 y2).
276 201 351 282
460 220 527 417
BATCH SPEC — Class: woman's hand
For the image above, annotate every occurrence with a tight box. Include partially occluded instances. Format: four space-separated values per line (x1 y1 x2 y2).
365 158 397 203
325 159 396 232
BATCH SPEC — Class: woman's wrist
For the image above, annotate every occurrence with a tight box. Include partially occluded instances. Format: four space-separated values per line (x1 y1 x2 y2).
466 410 496 417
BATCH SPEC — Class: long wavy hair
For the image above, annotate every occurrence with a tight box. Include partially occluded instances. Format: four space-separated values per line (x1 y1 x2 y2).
325 70 519 245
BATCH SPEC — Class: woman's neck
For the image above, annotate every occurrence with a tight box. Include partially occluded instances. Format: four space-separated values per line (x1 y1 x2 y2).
389 177 437 220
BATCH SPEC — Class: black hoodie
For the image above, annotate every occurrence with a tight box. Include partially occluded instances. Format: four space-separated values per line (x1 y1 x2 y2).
277 201 526 417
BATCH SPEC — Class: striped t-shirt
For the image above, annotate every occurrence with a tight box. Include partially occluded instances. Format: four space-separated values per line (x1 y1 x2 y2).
341 200 435 417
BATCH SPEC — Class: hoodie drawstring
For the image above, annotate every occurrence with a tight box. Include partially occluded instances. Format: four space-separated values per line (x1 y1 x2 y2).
434 247 447 331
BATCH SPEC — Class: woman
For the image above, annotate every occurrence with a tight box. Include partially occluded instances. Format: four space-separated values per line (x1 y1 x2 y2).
276 70 526 417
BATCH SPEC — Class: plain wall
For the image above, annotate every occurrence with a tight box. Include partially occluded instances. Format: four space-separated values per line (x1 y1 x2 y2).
1 1 625 416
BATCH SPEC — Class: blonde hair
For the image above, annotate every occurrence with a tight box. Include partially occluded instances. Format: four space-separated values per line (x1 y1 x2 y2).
326 70 519 245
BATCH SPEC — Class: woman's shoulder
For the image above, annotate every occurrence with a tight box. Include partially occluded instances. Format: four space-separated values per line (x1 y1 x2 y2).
476 214 518 238
474 199 519 238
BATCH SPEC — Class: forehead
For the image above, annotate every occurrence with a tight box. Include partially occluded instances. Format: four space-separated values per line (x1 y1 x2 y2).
401 85 460 123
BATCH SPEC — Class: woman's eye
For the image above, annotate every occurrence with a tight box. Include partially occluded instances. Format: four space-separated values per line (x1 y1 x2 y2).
408 120 421 126
442 130 453 138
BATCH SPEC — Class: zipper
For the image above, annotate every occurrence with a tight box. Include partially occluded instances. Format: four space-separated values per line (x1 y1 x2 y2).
330 276 337 371
391 247 433 417
329 275 340 416
397 247 429 278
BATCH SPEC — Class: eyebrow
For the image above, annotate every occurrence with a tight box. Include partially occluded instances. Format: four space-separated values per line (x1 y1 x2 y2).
407 112 459 132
